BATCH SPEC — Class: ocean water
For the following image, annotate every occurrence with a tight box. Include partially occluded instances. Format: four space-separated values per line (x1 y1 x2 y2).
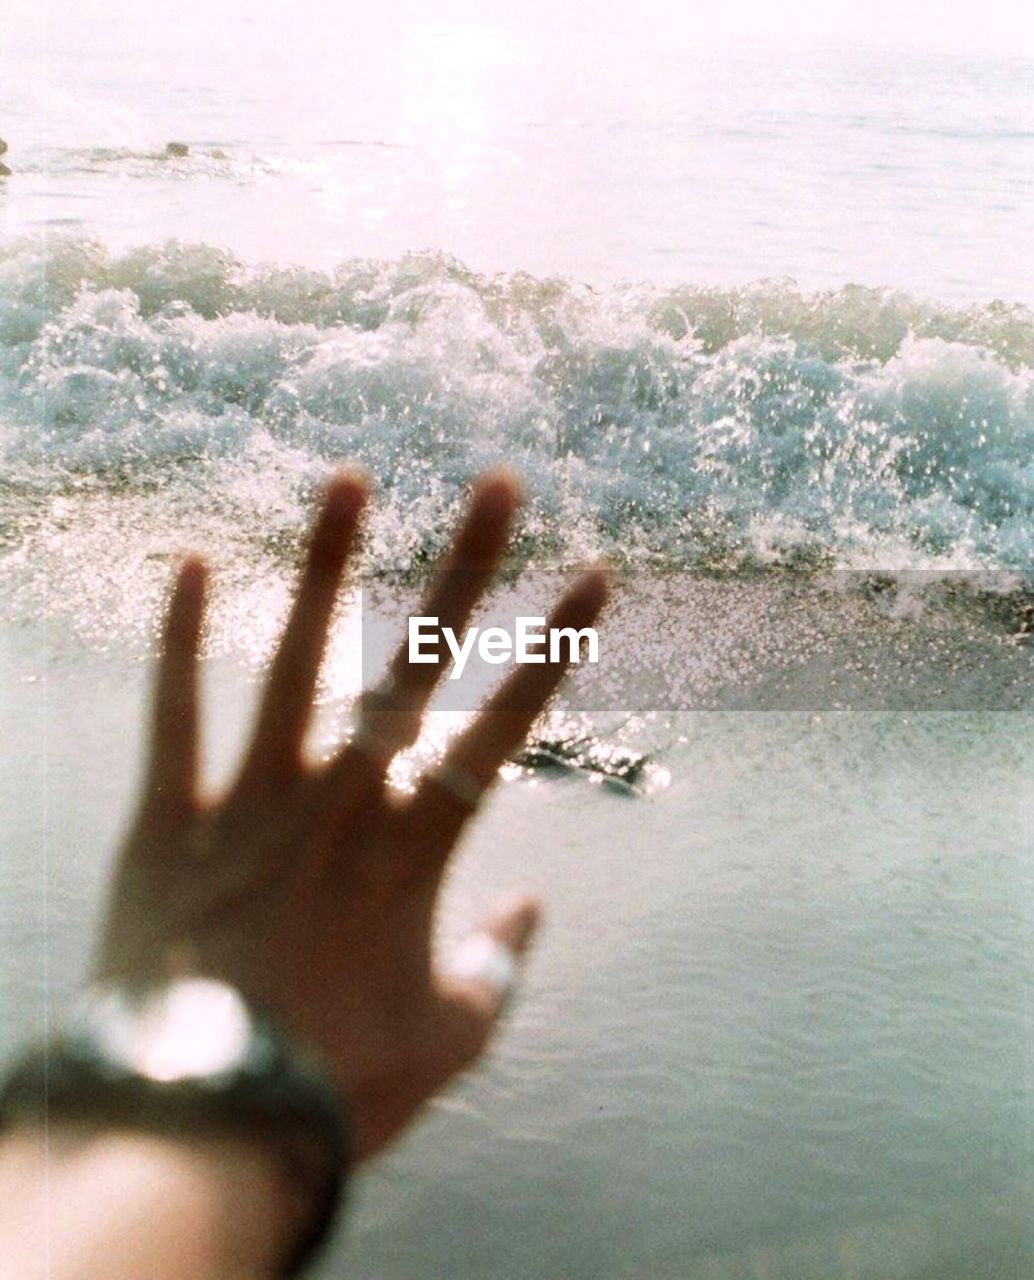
4 2 1034 302
2 4 1034 1276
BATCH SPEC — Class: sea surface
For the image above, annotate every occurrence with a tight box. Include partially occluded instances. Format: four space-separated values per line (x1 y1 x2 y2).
1 4 1033 1276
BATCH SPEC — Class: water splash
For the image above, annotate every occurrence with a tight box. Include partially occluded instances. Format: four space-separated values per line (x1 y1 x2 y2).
2 236 1034 632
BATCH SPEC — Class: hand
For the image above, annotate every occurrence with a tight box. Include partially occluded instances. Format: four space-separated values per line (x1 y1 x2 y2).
96 471 607 1160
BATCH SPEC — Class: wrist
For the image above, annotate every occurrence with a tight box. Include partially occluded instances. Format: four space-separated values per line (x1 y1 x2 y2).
0 1121 307 1280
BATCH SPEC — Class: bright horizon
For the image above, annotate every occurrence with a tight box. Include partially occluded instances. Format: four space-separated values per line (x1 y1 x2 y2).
6 0 1034 59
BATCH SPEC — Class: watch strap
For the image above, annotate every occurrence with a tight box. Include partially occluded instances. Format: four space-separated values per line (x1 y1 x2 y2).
0 980 351 1277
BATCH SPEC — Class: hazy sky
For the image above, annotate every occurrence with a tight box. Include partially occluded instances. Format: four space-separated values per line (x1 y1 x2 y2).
7 0 1034 57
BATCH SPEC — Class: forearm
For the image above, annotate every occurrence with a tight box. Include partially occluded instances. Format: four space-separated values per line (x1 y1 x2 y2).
0 1124 303 1280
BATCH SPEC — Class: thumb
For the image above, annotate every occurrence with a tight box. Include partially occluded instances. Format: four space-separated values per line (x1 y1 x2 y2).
441 895 542 1023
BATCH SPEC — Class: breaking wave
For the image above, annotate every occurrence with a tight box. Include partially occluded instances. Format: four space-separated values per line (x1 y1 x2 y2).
2 234 1034 587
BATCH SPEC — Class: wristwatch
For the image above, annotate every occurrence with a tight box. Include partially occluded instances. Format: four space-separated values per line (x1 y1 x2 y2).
0 977 351 1276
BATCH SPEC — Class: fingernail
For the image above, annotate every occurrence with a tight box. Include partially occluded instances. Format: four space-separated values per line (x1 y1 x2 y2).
572 566 610 609
176 556 206 592
475 468 523 513
325 472 367 520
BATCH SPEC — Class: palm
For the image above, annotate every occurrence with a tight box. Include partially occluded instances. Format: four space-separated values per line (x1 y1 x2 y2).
98 472 606 1159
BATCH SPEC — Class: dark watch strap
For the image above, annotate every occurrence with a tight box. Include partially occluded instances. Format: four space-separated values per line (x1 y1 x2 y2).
0 980 351 1277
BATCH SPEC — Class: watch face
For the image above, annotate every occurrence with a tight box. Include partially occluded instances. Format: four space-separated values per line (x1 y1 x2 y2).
75 978 255 1084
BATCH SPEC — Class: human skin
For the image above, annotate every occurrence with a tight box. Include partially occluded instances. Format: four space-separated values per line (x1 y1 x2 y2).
0 470 608 1277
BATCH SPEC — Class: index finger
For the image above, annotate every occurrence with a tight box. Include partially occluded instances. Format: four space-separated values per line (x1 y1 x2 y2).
236 472 367 788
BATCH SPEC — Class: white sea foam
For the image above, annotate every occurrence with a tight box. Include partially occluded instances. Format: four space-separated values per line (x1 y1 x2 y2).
2 237 1034 627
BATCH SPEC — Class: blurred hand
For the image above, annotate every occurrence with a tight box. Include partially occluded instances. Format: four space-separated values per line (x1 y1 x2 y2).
97 471 607 1160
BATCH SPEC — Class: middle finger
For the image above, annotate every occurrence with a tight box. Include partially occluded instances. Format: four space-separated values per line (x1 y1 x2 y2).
320 470 521 801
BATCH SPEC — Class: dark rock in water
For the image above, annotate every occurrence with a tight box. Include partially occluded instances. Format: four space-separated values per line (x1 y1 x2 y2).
164 141 190 158
1008 603 1034 646
512 733 652 794
0 139 7 156
0 163 10 178
974 588 1034 644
